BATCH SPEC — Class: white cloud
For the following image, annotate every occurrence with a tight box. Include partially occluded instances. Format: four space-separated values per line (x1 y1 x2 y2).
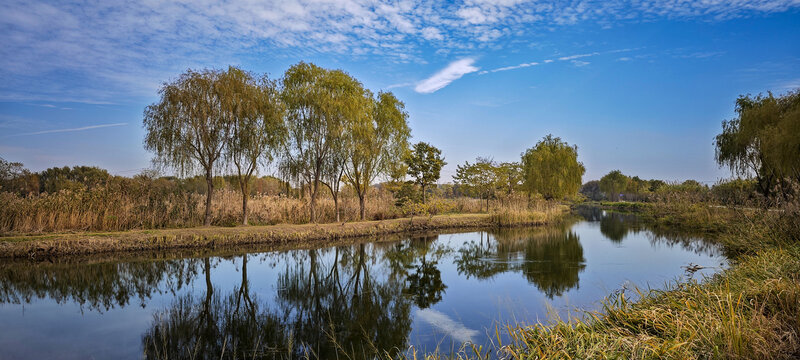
421 27 444 40
483 61 539 73
415 58 480 93
558 52 599 61
1 0 798 102
571 60 590 67
5 122 127 137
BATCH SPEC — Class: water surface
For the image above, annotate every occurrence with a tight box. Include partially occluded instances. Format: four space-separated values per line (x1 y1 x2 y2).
0 209 725 358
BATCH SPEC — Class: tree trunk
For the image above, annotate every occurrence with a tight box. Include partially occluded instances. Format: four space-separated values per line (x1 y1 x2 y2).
421 184 426 204
204 170 214 226
358 192 366 220
241 184 249 225
309 181 317 223
334 194 340 223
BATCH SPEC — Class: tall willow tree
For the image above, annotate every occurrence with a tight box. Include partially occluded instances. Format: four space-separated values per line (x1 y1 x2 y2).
344 91 410 220
221 67 285 225
521 135 585 200
715 90 800 197
144 69 230 226
281 62 366 222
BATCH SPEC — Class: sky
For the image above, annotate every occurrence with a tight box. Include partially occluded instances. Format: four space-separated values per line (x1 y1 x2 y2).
1 0 799 183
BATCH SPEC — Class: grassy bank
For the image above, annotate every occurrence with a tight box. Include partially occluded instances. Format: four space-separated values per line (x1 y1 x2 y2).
490 202 800 360
0 205 567 259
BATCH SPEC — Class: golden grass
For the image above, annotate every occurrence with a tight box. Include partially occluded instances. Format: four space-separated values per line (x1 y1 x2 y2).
0 185 486 234
0 204 569 259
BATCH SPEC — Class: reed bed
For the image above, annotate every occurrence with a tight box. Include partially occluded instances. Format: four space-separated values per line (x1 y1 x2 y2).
0 183 488 234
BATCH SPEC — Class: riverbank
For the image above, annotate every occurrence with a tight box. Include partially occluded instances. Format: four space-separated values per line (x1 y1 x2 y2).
499 202 800 359
0 206 568 259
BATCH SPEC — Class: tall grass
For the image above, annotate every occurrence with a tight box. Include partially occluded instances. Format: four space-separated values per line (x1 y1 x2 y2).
0 179 489 234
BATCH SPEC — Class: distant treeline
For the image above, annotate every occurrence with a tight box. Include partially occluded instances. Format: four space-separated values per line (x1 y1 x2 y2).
579 89 800 206
580 171 760 206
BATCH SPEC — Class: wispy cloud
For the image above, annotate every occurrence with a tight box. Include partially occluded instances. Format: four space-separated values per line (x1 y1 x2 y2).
481 48 633 74
0 1 798 102
415 58 479 93
5 122 127 137
558 52 600 61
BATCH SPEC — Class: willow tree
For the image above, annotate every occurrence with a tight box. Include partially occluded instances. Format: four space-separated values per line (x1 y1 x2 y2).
404 142 446 204
599 170 629 201
344 91 410 220
521 135 585 200
281 62 365 222
144 69 229 226
715 90 800 197
221 67 285 225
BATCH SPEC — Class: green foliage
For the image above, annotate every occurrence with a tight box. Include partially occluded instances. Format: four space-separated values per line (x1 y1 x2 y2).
281 62 369 222
404 142 446 204
39 165 110 193
454 157 498 210
580 180 603 201
715 90 800 197
521 134 585 200
343 91 411 219
220 66 286 224
143 68 235 225
599 170 629 201
711 178 758 206
392 181 420 207
0 157 39 195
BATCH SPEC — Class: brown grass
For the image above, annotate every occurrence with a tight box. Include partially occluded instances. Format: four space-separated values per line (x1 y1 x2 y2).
0 184 487 234
0 204 568 259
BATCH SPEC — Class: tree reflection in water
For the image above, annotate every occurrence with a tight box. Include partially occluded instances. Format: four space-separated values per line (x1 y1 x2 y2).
384 235 448 309
455 227 587 298
143 246 413 359
0 207 725 358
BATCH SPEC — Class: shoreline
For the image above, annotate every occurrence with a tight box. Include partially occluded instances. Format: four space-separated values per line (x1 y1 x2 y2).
0 210 567 260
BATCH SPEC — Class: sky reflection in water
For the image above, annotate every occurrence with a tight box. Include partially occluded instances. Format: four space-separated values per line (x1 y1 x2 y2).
0 209 725 358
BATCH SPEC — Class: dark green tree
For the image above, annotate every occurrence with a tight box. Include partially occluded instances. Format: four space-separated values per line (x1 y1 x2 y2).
715 90 800 197
404 142 446 204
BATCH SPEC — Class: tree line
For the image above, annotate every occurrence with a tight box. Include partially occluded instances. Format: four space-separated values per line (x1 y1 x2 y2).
142 62 590 227
143 63 413 225
454 135 586 209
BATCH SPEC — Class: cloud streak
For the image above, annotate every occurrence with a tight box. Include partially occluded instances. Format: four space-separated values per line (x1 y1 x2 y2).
415 58 479 93
6 122 127 137
481 48 636 74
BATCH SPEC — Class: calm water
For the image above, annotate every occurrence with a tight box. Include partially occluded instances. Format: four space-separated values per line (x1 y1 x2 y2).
0 209 725 359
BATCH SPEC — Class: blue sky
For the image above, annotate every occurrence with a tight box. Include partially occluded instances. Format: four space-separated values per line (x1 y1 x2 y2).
1 0 798 183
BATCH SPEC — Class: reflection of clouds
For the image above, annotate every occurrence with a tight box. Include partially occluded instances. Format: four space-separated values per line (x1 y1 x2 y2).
415 308 479 344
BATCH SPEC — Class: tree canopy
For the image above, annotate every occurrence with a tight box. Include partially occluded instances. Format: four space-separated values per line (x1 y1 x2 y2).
599 170 628 201
715 90 800 197
281 62 368 222
521 135 585 200
343 91 410 219
404 142 446 204
221 67 285 225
